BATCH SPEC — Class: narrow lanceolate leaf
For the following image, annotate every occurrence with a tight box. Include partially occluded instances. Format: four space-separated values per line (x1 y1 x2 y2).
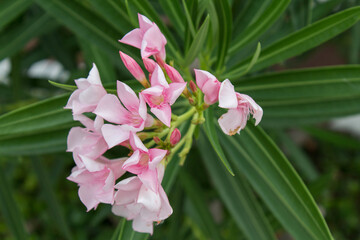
277 131 319 182
0 0 33 31
0 14 57 59
31 158 72 240
49 81 77 91
159 0 185 36
226 6 360 79
87 0 133 34
35 0 140 62
236 42 261 77
304 126 360 150
203 106 234 176
0 129 68 156
213 0 232 72
198 132 276 240
234 65 360 127
229 0 290 55
219 124 333 240
184 15 210 66
0 166 29 240
179 171 222 240
0 94 73 137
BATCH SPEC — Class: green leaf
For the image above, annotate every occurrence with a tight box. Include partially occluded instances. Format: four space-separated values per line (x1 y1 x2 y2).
0 129 68 156
229 0 290 55
213 0 232 72
87 0 133 34
184 15 210 66
0 13 57 59
0 0 33 31
233 65 360 126
226 6 360 78
159 0 185 36
0 94 74 138
235 42 261 78
277 131 319 182
219 124 333 240
198 132 276 240
203 106 234 175
304 126 360 150
31 158 72 240
0 165 29 240
179 171 222 240
49 80 77 91
182 0 196 37
35 0 140 62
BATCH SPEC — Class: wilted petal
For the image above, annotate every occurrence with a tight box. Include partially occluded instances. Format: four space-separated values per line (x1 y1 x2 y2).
238 93 263 125
218 109 246 136
137 184 161 212
218 79 237 108
132 216 153 234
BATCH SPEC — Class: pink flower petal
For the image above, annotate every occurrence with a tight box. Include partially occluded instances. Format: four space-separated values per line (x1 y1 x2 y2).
138 14 153 31
150 64 169 87
94 94 129 124
194 69 216 89
150 104 171 127
238 93 263 125
166 82 186 105
218 79 238 108
132 216 153 234
141 25 167 59
119 28 143 49
87 63 102 85
117 81 140 112
101 124 131 148
137 184 161 212
129 132 148 152
138 169 159 193
148 149 167 170
143 58 156 73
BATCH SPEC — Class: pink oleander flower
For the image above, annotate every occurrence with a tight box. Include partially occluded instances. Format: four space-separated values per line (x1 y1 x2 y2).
164 64 185 83
194 69 221 105
119 14 167 60
120 51 147 86
65 64 107 114
68 156 126 211
122 132 167 193
218 79 263 135
143 58 156 73
141 64 186 127
112 175 172 234
67 115 108 167
169 128 181 146
94 81 153 148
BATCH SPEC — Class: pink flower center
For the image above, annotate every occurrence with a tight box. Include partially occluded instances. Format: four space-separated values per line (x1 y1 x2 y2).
150 95 164 106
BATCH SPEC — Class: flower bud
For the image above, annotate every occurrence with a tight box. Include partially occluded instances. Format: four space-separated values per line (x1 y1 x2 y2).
189 80 197 93
164 64 184 83
119 51 147 86
153 136 161 144
143 58 156 73
170 128 181 146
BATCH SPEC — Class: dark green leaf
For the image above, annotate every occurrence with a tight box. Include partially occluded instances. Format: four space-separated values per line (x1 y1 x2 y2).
0 0 33 31
220 124 333 239
0 13 57 59
226 6 360 78
184 15 210 66
203 106 234 175
198 132 276 240
0 165 29 239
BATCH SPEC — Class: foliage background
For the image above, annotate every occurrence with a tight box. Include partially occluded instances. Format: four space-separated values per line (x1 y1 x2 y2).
0 0 360 239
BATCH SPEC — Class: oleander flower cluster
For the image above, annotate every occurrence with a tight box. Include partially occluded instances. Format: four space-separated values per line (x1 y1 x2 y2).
64 14 263 234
